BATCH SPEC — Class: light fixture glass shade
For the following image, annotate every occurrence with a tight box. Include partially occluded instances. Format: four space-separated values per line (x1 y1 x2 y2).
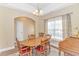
33 9 43 16
35 10 38 13
39 10 43 15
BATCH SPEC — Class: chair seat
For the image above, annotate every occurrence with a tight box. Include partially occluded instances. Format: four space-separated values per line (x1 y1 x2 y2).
35 46 45 52
16 39 32 56
21 46 30 52
20 46 31 55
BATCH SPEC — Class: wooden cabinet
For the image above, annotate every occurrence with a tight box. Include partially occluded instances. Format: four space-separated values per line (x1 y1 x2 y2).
59 37 79 56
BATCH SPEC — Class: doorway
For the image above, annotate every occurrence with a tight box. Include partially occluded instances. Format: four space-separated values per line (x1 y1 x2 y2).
15 17 35 41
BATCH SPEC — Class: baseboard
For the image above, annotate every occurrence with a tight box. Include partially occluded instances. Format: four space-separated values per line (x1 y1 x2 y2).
0 46 15 53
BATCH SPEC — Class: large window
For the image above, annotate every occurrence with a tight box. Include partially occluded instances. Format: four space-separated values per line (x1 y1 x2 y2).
48 16 63 41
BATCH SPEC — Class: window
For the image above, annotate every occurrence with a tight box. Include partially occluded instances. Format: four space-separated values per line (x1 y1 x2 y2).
48 16 63 41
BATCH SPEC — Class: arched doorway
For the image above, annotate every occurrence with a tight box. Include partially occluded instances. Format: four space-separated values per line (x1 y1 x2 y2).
14 16 35 41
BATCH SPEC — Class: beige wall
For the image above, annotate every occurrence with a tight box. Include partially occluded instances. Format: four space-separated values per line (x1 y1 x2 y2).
42 4 79 35
0 6 38 50
34 17 45 36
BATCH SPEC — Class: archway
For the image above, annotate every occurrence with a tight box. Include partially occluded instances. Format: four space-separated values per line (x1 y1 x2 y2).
14 16 35 41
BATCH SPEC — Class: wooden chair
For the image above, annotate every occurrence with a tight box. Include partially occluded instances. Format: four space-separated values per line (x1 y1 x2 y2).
45 34 51 53
16 39 31 56
45 34 51 40
39 33 45 37
28 34 35 40
35 39 49 56
26 34 35 55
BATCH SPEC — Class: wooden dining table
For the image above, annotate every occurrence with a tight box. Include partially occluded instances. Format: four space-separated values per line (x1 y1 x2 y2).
21 37 47 47
20 37 48 55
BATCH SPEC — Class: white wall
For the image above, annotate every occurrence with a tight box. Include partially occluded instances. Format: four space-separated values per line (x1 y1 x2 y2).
42 4 79 35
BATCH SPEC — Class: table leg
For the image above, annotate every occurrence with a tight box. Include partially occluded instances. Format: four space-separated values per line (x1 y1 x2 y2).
59 50 61 56
30 47 33 56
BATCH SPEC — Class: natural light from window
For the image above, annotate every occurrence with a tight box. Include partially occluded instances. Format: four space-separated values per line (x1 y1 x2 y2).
48 16 63 41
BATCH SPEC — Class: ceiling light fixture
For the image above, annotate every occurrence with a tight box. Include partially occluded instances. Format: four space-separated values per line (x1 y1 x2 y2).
33 4 43 16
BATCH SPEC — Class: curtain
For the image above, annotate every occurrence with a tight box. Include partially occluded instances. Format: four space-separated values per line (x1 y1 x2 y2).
62 14 72 38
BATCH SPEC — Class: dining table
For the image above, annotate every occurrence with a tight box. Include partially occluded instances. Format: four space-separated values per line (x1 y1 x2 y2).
20 37 49 55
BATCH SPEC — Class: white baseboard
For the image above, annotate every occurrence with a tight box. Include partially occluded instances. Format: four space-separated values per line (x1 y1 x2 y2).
0 46 15 53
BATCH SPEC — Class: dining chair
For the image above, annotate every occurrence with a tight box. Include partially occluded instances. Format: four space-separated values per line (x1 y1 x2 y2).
39 33 45 37
16 39 31 56
45 34 51 40
35 39 49 56
45 34 51 53
28 34 35 40
35 45 46 56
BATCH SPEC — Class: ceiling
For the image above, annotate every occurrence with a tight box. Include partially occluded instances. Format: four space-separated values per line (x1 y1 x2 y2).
0 3 75 16
28 3 51 9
